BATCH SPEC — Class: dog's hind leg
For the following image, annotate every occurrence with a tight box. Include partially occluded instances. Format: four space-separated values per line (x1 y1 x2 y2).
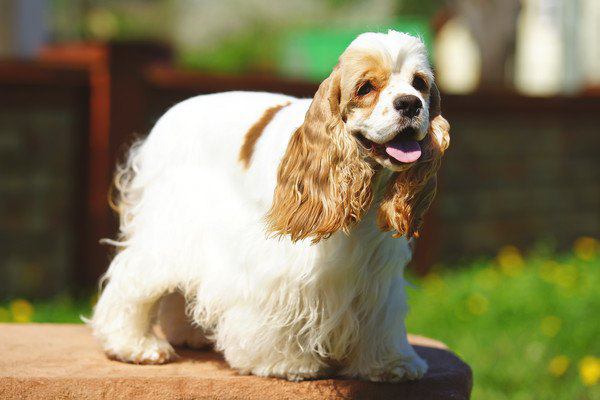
158 291 211 350
90 249 177 364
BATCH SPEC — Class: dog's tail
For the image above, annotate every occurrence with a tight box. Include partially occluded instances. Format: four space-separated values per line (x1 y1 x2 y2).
103 138 146 247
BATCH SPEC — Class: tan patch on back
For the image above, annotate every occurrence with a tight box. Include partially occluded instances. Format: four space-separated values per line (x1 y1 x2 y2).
239 102 290 169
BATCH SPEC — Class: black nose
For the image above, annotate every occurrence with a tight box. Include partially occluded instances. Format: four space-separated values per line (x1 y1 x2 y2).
393 95 422 118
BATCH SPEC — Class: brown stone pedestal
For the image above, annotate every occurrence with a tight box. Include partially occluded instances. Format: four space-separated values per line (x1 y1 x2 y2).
0 323 471 399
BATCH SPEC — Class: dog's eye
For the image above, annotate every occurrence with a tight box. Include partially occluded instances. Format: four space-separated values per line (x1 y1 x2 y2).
357 81 374 96
412 76 428 92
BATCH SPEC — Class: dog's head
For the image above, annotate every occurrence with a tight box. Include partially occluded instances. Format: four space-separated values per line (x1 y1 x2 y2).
267 30 450 242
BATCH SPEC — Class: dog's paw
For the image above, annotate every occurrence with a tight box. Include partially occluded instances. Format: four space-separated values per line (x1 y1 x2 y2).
248 360 326 381
366 354 428 382
106 336 177 365
285 369 324 382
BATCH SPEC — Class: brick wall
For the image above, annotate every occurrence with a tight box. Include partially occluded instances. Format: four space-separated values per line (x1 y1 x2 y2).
0 66 88 299
0 109 77 297
433 97 600 262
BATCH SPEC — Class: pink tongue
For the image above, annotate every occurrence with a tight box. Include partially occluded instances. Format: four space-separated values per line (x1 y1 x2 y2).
385 139 422 163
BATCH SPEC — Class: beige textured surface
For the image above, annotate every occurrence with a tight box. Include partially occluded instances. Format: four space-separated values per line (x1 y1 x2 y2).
0 323 471 399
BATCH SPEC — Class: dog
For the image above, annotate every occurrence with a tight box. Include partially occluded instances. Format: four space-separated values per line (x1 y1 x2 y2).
90 30 450 382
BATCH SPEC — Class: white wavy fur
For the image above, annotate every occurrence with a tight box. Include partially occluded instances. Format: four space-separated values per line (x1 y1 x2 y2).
91 31 430 381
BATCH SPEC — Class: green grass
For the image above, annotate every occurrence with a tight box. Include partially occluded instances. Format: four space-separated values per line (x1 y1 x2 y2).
406 243 600 399
1 241 599 399
0 295 92 324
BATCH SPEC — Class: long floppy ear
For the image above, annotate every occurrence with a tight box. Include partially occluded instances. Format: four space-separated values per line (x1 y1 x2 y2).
266 68 375 243
377 82 450 238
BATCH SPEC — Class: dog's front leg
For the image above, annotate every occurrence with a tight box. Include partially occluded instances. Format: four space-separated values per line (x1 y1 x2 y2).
356 326 428 383
341 276 428 382
214 304 329 381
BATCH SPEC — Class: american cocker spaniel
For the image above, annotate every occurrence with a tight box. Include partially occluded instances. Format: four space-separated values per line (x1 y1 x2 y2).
91 30 450 382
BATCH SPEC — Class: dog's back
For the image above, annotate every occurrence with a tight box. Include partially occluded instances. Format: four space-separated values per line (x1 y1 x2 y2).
111 91 302 241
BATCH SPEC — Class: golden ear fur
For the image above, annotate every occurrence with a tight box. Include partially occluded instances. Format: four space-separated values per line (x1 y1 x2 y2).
377 83 450 238
266 68 375 242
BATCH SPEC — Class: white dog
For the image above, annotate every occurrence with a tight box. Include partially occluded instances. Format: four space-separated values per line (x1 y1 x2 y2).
91 30 450 382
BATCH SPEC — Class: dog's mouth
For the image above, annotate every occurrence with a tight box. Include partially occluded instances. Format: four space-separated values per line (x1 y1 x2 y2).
355 127 422 164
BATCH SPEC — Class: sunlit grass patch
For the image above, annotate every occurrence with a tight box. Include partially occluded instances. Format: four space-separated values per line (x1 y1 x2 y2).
0 295 92 324
407 237 600 400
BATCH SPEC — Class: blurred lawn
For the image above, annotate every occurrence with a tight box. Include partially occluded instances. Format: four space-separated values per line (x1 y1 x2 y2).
1 237 598 399
406 238 600 400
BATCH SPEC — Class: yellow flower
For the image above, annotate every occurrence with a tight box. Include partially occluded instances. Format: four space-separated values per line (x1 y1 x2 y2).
539 261 560 283
0 307 10 322
540 316 562 337
423 272 446 293
466 293 489 315
553 264 579 291
475 267 501 289
548 355 570 377
496 245 524 277
579 356 600 386
573 237 599 261
539 261 579 290
10 299 34 323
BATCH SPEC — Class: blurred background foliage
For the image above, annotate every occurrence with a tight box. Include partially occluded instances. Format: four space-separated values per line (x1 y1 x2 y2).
23 0 598 92
48 0 439 76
